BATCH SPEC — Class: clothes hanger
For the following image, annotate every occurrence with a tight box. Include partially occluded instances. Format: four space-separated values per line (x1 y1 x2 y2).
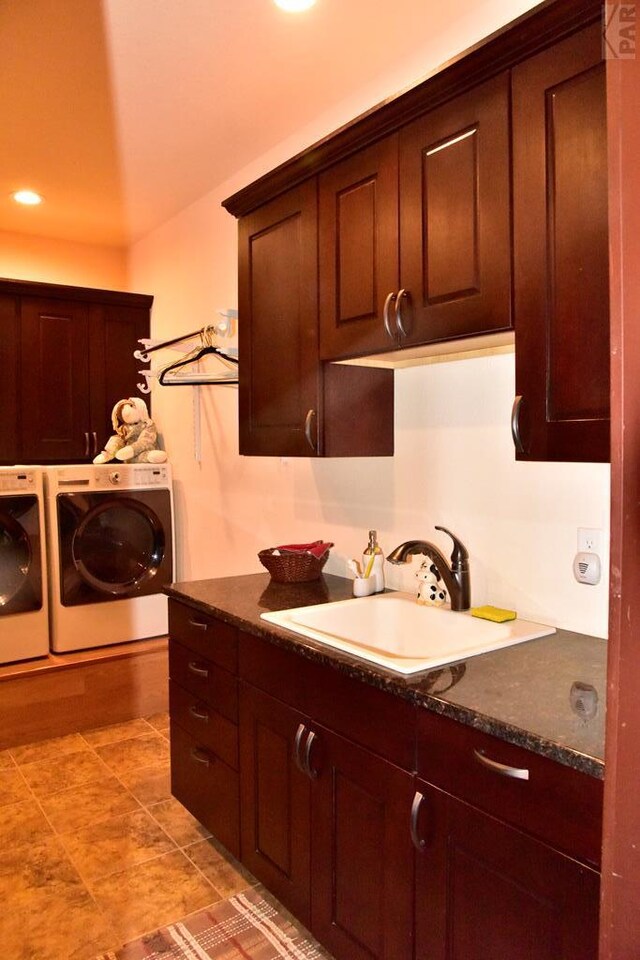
157 328 238 386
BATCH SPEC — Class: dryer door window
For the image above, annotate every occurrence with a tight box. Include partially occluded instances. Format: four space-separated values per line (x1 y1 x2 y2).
57 490 173 606
0 496 43 614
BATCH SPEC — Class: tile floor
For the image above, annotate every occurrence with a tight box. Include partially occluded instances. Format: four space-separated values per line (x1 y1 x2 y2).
0 714 258 959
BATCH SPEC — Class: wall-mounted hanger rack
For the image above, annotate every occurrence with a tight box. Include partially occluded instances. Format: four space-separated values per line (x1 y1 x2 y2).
135 311 238 393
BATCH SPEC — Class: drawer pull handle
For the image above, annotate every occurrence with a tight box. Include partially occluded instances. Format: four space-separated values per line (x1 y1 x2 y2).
189 705 209 722
383 291 397 340
474 749 529 781
304 409 317 452
190 747 212 766
395 288 409 338
511 395 525 454
189 619 208 631
410 790 426 851
303 729 318 779
293 723 307 775
188 661 209 678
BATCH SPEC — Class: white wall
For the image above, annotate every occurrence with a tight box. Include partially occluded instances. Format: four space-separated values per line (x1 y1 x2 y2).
130 1 610 640
0 230 128 289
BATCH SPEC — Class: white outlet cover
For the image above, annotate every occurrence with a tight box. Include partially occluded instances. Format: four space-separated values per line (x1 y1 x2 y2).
578 527 602 553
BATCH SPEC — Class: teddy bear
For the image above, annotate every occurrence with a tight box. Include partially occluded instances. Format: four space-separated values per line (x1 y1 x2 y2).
93 396 168 464
415 560 448 606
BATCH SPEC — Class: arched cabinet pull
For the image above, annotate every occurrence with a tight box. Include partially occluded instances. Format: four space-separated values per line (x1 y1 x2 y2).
474 749 529 781
511 395 525 454
410 790 426 851
293 723 308 775
383 291 397 340
395 288 409 338
303 729 318 779
304 409 317 452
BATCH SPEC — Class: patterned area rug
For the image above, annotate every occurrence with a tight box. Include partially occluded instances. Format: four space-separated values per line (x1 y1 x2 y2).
95 887 327 960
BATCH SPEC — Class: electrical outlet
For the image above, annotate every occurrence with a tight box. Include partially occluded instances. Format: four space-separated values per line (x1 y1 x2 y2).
578 527 601 553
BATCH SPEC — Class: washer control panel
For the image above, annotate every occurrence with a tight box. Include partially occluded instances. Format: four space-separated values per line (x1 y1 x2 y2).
0 471 36 492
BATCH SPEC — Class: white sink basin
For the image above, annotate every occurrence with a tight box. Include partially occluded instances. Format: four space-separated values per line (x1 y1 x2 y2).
261 592 555 675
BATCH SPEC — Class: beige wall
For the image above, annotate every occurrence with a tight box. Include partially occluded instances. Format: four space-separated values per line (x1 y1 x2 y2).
130 1 610 639
0 230 128 289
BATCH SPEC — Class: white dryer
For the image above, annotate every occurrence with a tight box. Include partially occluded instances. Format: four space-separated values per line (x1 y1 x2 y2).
44 463 174 652
0 466 49 663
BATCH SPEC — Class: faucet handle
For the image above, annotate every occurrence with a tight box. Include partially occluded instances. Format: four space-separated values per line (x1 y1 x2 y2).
435 526 469 569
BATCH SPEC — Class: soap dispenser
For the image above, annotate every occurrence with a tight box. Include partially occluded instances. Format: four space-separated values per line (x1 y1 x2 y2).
363 530 385 593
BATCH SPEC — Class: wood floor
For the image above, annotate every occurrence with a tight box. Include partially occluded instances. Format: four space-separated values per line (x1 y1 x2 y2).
0 638 169 749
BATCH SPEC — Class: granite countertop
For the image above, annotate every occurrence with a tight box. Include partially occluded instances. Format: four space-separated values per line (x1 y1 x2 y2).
165 573 606 779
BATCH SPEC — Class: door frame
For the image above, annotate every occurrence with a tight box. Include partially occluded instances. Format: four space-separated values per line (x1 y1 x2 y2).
600 36 640 959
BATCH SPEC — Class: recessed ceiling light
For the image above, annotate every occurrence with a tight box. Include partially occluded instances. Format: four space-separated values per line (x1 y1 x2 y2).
12 189 44 206
274 0 316 12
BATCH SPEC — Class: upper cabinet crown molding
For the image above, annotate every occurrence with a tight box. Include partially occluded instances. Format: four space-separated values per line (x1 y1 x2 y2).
222 0 603 219
0 277 153 309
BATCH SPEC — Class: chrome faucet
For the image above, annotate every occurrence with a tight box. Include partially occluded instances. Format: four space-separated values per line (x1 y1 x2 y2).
386 526 471 611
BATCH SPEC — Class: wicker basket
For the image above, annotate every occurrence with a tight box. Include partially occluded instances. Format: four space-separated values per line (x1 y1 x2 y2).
258 547 330 583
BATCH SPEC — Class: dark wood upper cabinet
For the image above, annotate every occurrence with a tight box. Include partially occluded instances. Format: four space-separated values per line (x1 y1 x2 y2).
0 278 152 465
20 297 91 463
398 72 512 345
239 180 322 457
319 75 512 360
319 136 400 359
414 781 600 960
239 180 394 458
512 22 609 462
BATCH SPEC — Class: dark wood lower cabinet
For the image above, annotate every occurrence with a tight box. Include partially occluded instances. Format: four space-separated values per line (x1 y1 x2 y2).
169 603 602 960
414 781 600 960
310 724 414 960
239 684 312 926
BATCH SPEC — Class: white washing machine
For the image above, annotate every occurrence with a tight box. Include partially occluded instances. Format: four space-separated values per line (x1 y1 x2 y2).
44 463 174 652
0 466 49 663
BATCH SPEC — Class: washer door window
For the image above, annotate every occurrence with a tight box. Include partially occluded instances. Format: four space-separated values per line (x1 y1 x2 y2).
57 490 173 607
0 495 43 614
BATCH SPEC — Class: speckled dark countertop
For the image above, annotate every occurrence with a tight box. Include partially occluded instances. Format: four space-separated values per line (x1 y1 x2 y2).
165 573 606 779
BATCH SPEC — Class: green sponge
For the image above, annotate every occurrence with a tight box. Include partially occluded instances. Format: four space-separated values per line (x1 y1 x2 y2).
471 605 517 623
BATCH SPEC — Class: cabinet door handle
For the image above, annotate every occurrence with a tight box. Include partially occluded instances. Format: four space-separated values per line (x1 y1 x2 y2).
410 790 426 851
511 395 525 454
473 749 529 781
395 288 409 338
84 432 90 457
188 661 209 678
293 722 307 775
383 291 397 340
303 729 318 779
189 704 209 722
188 619 208 631
304 409 317 452
92 431 98 456
190 747 212 766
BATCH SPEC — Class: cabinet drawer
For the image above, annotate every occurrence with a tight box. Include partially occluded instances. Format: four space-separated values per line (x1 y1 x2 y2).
170 680 238 770
169 599 238 673
169 641 238 722
417 709 603 866
170 722 239 857
240 631 415 770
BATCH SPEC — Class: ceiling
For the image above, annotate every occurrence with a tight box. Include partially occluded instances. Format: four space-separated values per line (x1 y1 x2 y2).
0 0 540 249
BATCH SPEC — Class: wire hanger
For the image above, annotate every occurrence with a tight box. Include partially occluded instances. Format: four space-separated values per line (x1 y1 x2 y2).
157 325 238 387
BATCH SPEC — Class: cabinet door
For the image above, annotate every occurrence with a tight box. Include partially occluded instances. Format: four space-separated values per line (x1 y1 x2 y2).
20 297 91 462
319 135 399 360
89 302 150 454
399 72 512 345
0 295 19 463
512 23 609 462
239 180 321 456
239 683 311 926
310 724 414 960
414 781 600 960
